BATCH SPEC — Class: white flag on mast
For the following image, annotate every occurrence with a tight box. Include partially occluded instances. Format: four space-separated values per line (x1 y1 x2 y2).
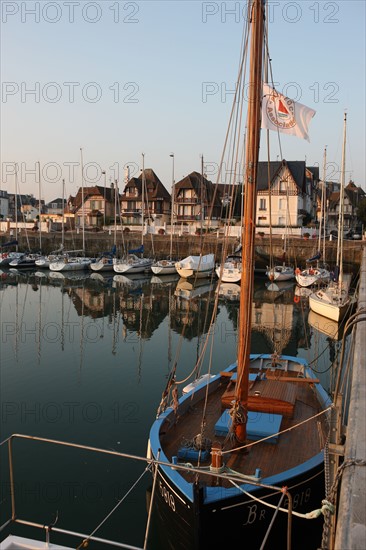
261 84 316 142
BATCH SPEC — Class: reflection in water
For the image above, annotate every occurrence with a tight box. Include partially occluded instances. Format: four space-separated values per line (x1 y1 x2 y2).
0 269 343 548
308 309 344 341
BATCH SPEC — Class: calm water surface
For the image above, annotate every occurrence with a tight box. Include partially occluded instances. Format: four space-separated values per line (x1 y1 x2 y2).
0 270 341 548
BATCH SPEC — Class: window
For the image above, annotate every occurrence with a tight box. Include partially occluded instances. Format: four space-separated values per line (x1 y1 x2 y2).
259 198 266 210
279 180 287 192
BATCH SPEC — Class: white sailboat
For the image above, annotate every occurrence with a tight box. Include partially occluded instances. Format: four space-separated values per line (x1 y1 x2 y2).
113 156 153 275
266 170 294 282
296 148 330 287
90 184 118 272
309 113 351 322
36 177 65 268
266 262 294 281
215 246 242 283
152 153 177 275
50 155 92 272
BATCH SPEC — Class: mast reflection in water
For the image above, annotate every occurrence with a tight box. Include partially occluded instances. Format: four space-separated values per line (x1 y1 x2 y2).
0 271 337 548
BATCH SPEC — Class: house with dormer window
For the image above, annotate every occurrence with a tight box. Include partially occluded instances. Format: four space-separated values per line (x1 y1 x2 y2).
255 160 316 231
327 180 365 232
174 171 222 227
68 185 117 227
120 169 171 225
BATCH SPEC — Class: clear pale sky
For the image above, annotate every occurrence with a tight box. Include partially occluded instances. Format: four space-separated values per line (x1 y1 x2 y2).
1 0 365 202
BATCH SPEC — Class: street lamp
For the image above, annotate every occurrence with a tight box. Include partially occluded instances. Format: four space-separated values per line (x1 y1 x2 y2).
169 154 175 254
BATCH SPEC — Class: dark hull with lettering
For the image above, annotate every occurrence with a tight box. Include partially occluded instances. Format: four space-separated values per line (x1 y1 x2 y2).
147 355 331 550
147 462 324 550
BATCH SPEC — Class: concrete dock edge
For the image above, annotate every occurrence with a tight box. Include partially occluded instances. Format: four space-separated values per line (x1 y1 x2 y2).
334 247 366 550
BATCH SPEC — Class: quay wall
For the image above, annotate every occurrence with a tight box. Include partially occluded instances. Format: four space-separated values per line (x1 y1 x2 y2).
334 247 366 549
0 230 364 274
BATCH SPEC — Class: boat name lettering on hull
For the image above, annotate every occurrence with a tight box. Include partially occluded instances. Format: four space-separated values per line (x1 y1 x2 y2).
289 488 311 510
244 504 266 525
159 480 176 512
244 487 311 525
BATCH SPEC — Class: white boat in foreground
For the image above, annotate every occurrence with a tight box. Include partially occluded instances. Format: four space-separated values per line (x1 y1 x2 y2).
309 114 351 323
175 253 215 279
308 282 351 322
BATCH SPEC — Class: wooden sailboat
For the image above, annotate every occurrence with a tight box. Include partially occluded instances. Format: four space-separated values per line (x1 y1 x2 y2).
147 2 331 548
309 113 351 322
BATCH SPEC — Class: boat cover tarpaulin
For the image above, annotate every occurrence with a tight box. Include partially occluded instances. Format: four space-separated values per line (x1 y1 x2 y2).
128 245 144 254
178 254 215 271
307 251 321 262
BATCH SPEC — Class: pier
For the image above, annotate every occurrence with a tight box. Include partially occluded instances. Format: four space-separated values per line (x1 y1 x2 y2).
334 246 366 549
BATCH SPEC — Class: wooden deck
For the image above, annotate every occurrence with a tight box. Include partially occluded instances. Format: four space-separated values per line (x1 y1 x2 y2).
161 370 328 487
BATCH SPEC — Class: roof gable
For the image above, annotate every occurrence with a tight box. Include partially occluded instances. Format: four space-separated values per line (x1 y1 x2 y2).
257 160 306 192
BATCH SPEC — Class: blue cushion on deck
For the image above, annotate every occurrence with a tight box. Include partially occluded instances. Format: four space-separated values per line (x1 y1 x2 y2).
177 448 210 461
214 409 282 443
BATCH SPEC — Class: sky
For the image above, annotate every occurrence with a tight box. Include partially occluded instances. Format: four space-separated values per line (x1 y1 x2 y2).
1 0 365 202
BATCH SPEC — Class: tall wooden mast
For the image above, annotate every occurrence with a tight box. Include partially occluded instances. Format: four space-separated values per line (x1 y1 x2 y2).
235 0 265 443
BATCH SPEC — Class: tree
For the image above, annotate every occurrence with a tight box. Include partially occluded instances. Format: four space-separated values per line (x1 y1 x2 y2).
357 198 366 227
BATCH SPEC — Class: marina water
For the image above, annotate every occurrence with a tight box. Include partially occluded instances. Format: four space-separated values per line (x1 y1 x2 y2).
0 270 342 549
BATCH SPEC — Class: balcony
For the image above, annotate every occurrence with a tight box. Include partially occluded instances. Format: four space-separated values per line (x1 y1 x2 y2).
176 215 200 221
175 197 199 204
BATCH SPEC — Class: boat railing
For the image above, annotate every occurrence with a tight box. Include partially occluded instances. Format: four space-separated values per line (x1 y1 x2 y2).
0 433 302 550
0 433 148 550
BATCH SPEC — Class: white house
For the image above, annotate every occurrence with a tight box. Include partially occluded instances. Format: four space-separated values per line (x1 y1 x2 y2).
256 160 316 235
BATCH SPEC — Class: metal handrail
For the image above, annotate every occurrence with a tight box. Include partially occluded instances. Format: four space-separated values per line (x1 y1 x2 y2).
0 433 284 491
0 433 288 549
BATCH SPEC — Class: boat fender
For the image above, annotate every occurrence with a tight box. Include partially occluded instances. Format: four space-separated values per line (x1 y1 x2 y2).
294 295 300 303
295 268 301 275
